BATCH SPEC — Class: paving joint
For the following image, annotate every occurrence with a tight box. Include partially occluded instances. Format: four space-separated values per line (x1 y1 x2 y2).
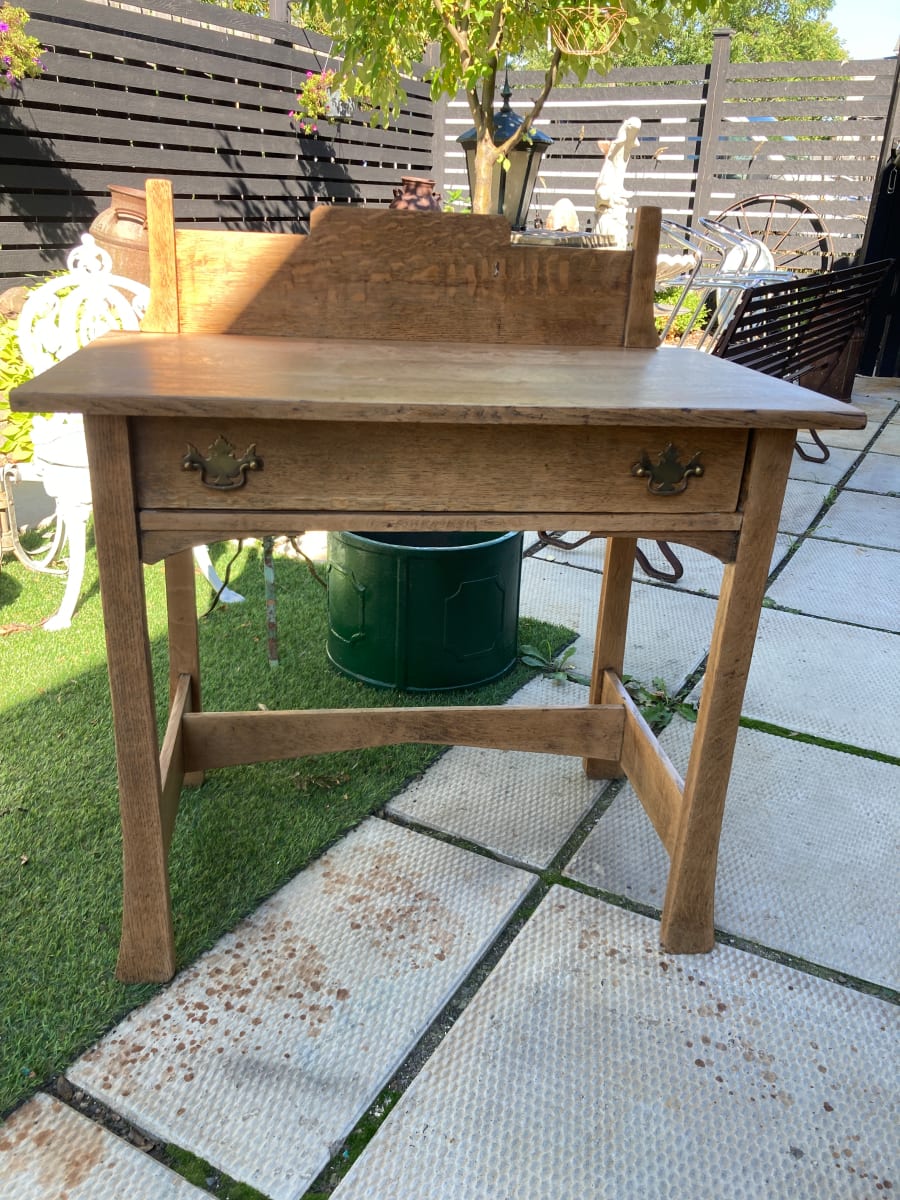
300 871 550 1197
705 930 900 1006
736 715 900 765
760 593 899 636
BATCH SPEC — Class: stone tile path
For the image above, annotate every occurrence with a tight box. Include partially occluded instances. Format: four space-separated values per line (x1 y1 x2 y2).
331 896 898 1200
68 821 534 1200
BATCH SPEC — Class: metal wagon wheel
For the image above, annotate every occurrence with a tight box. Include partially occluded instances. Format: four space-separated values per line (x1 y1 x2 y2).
715 194 834 274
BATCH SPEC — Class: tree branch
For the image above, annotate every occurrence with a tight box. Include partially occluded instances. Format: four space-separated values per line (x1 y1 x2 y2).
431 1 484 125
524 48 564 130
434 0 469 61
495 49 563 157
484 0 505 56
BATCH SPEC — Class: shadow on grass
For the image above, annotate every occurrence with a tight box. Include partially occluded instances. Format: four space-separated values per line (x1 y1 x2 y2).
0 541 573 1118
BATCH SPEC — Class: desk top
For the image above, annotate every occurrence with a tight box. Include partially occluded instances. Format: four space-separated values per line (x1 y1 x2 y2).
12 332 866 431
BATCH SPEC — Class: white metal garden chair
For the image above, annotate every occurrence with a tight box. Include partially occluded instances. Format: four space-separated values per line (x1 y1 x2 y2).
14 234 243 629
656 217 791 349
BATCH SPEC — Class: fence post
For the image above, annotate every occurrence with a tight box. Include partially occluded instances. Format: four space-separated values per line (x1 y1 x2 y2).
690 28 732 227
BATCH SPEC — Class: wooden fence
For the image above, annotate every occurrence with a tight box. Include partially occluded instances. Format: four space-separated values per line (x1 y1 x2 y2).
435 37 900 268
0 0 433 289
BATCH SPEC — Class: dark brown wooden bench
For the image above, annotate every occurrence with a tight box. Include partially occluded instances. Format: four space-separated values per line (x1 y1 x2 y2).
712 255 891 411
711 258 893 460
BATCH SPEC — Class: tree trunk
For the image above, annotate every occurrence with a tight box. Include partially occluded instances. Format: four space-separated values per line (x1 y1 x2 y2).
472 131 498 215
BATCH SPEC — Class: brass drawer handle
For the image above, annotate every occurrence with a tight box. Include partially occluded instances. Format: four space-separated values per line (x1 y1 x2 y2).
182 436 262 490
632 444 704 495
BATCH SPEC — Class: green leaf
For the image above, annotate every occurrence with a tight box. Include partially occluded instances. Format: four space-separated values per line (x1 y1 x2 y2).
520 654 547 668
566 671 592 686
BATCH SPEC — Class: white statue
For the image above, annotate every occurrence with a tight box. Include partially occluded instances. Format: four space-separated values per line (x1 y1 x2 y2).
594 116 641 248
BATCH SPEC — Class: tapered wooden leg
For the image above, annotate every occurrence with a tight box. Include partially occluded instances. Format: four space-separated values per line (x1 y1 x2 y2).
84 415 176 983
583 536 636 778
660 429 796 954
165 549 204 787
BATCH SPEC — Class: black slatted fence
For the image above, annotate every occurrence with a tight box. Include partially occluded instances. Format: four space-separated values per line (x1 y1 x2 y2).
0 0 433 288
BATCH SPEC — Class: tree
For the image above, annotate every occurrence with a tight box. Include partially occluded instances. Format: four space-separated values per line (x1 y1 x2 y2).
612 0 845 64
289 1 728 213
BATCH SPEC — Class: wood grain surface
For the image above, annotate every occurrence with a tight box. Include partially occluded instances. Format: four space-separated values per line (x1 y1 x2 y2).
12 333 866 430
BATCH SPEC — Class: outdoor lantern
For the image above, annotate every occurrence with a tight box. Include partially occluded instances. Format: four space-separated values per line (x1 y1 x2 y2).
456 73 553 230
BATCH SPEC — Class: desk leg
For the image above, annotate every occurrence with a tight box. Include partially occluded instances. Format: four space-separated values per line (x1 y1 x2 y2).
583 536 636 778
165 549 204 786
661 429 795 954
83 416 176 983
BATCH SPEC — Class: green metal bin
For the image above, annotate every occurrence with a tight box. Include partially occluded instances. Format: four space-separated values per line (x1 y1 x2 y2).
326 530 523 692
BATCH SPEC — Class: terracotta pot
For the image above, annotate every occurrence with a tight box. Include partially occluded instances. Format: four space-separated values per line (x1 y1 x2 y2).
89 184 149 284
389 176 442 212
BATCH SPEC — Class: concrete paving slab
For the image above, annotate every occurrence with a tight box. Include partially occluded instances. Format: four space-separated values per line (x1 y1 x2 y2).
847 451 900 496
566 719 900 988
689 606 899 756
795 391 896 455
815 491 900 551
796 425 879 453
789 446 860 487
768 539 900 631
777 478 830 535
850 377 900 399
520 553 602 634
528 531 603 572
870 420 900 457
0 1092 208 1199
68 820 535 1200
331 892 899 1200
387 673 608 867
520 556 715 690
532 533 794 598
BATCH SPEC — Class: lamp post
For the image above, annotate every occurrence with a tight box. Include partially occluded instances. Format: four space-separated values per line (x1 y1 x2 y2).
456 73 552 229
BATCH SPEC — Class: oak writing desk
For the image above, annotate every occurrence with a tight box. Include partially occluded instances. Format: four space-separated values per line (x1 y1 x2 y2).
12 181 865 982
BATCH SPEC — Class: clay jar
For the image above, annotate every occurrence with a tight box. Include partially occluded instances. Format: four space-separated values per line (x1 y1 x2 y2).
389 176 442 212
88 184 150 284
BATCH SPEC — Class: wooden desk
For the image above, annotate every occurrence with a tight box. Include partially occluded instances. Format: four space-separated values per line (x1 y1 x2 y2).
13 333 864 982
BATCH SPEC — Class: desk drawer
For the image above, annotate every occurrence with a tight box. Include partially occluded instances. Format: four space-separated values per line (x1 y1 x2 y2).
132 418 748 515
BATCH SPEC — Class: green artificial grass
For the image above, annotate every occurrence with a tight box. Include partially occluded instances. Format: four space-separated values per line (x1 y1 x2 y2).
0 535 575 1118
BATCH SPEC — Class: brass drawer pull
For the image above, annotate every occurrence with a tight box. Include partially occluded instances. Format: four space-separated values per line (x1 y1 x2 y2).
632 444 703 495
182 436 262 490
